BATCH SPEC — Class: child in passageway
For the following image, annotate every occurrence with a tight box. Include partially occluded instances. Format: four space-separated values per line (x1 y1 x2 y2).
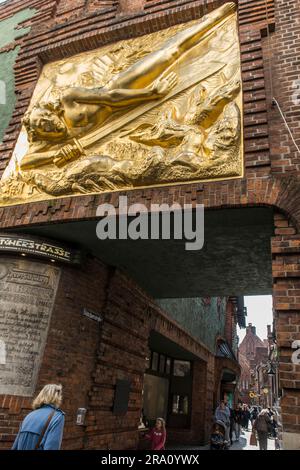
145 418 166 450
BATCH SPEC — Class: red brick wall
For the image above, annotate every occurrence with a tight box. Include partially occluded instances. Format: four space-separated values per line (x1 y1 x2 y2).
238 352 251 403
0 255 214 449
272 211 300 438
224 299 235 346
39 257 110 450
119 0 145 13
84 267 149 450
269 0 300 175
0 256 109 449
0 396 32 448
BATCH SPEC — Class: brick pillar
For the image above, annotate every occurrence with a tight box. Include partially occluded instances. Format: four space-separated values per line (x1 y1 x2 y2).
272 212 300 450
84 270 149 450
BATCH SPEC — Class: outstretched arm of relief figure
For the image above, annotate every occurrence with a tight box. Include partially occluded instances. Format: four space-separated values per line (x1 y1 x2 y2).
106 2 236 91
62 73 177 109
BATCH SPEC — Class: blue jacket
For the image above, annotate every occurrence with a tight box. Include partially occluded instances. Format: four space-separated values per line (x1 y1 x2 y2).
215 406 230 426
12 404 65 450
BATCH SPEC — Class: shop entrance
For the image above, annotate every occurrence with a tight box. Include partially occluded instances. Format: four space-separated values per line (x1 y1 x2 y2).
142 331 197 430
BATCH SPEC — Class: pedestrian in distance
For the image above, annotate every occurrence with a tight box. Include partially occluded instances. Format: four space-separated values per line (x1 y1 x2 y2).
250 406 258 427
214 401 231 446
145 417 166 450
241 404 251 430
12 384 65 450
252 408 272 451
233 404 242 441
229 406 235 445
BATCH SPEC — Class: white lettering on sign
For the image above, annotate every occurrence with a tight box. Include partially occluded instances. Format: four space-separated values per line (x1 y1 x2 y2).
0 234 81 264
291 340 300 365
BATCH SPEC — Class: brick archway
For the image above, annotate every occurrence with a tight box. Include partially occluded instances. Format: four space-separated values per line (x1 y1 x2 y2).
0 173 299 229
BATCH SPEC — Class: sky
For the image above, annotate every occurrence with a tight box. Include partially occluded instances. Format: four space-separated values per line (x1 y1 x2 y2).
238 295 273 344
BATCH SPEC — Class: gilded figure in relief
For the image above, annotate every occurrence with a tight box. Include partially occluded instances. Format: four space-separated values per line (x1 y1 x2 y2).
0 2 243 206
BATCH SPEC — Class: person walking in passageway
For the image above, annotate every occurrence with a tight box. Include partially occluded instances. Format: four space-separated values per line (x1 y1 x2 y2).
233 404 242 441
229 406 236 445
145 418 166 450
252 409 272 450
214 401 230 446
250 406 258 427
12 384 65 450
241 404 251 430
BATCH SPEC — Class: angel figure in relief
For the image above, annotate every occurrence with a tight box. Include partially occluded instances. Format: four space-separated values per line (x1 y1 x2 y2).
20 2 236 171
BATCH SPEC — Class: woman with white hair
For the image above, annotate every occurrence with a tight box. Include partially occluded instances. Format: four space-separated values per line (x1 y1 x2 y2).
12 384 65 450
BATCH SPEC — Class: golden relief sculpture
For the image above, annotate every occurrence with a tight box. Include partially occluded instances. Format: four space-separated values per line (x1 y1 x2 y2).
0 2 243 206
